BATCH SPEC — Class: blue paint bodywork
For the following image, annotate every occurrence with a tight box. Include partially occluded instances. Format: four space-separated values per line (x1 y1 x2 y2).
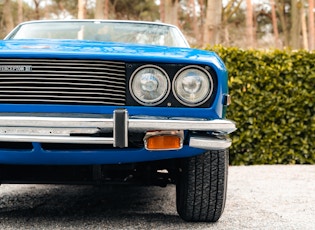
0 39 229 165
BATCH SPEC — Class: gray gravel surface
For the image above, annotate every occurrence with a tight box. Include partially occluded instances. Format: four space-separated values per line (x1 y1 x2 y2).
0 165 314 230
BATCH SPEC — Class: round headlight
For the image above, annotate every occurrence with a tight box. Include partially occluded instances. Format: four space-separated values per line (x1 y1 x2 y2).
173 66 213 106
130 65 170 105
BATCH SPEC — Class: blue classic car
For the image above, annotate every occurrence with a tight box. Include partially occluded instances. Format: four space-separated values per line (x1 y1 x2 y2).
0 20 236 222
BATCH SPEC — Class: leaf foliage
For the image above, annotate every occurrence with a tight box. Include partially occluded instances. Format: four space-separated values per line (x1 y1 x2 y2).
207 46 315 165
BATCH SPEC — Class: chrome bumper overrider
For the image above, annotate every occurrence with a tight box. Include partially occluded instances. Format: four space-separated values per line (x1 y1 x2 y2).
0 109 236 150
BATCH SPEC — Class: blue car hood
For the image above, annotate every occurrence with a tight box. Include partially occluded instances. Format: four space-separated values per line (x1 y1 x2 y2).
0 39 225 70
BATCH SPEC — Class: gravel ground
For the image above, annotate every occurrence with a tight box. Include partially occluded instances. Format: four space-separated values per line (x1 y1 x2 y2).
0 165 314 230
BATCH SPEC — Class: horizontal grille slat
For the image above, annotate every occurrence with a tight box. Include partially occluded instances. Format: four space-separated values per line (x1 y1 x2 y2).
0 98 122 105
0 94 125 101
0 89 126 96
1 59 126 66
0 87 125 92
0 76 127 86
0 82 125 90
0 59 126 105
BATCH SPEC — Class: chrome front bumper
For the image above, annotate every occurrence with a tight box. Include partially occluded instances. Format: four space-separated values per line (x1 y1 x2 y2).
0 109 236 150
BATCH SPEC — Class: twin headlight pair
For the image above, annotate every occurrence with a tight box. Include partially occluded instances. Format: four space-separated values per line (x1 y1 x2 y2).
130 65 214 106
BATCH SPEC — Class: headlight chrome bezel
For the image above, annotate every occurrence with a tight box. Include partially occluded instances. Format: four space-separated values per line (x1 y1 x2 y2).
172 65 214 107
129 64 171 106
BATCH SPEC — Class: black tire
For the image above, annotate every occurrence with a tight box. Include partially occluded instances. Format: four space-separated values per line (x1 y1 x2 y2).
176 149 229 222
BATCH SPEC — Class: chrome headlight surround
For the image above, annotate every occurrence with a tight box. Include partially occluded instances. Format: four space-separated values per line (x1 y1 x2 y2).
172 65 214 107
129 65 170 106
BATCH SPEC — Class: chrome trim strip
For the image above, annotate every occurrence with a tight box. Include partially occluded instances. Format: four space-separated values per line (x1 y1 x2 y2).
0 116 113 128
0 127 99 135
0 135 113 144
0 112 236 145
0 115 236 133
129 118 236 133
189 135 232 150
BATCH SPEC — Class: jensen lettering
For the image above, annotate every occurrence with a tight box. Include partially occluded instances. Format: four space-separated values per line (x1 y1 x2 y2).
0 65 32 72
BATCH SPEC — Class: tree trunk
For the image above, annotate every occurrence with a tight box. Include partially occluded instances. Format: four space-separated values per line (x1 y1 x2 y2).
160 0 165 22
203 0 222 46
95 0 104 19
33 0 41 20
308 0 315 50
246 0 255 47
271 0 280 47
18 0 23 24
198 0 205 46
3 0 14 35
277 1 290 47
290 0 302 49
189 0 199 45
104 0 109 19
222 0 243 47
301 0 308 49
164 0 178 26
78 0 85 19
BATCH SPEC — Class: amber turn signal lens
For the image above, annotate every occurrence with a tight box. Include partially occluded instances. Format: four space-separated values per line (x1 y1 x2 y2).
146 135 181 150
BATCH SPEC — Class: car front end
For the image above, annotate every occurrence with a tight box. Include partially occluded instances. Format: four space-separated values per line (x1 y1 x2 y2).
0 20 236 222
0 39 235 165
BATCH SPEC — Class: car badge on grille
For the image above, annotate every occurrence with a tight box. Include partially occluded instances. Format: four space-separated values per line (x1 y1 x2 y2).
0 65 32 72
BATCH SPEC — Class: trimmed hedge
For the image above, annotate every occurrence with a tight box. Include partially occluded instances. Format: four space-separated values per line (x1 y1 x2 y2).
207 46 315 165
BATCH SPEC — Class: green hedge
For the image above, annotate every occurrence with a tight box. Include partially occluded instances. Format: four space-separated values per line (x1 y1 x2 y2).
207 46 315 165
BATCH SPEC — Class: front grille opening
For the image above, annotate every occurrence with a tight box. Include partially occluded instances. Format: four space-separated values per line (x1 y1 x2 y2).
0 142 33 150
0 59 126 106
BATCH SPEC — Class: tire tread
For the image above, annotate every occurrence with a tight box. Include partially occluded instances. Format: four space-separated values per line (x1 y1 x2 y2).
176 149 228 222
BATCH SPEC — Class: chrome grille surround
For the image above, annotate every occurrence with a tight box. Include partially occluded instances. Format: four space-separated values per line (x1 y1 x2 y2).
0 59 126 105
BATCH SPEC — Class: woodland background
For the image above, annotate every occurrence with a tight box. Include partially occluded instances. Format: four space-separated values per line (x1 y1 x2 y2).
1 0 315 50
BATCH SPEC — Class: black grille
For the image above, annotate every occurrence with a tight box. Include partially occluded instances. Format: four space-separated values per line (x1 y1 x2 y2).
0 59 126 105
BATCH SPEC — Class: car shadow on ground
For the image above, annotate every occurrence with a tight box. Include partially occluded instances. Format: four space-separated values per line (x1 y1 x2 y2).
0 184 199 226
